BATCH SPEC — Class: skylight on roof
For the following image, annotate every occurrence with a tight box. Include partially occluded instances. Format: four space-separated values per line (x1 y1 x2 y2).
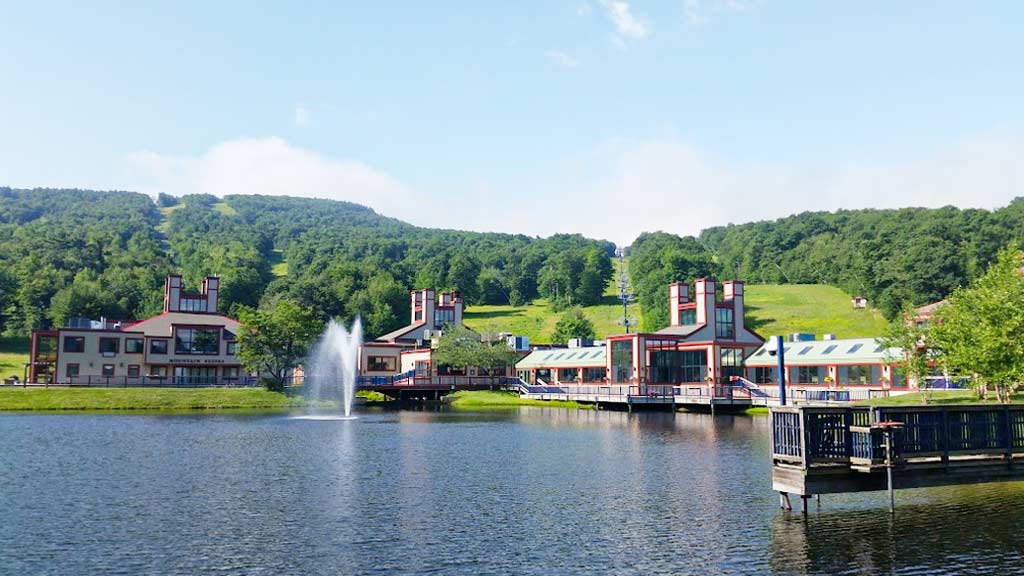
755 349 767 356
822 345 837 355
565 352 577 359
873 346 884 353
591 350 603 358
847 344 863 354
798 346 812 355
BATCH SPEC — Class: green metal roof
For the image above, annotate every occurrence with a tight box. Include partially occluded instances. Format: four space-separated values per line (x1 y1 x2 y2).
744 337 902 367
516 346 606 369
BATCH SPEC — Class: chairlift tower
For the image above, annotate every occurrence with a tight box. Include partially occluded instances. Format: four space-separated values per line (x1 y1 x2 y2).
616 250 636 333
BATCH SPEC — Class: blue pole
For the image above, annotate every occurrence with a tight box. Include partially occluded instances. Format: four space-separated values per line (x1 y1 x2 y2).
776 335 787 406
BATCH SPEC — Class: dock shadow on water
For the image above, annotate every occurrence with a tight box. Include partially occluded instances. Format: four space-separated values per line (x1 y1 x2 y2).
769 482 1024 575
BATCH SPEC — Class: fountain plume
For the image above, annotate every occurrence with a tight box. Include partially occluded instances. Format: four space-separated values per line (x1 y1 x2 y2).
306 318 363 417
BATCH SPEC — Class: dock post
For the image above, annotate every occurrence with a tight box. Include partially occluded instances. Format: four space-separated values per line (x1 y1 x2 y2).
779 491 791 510
884 427 895 514
800 495 809 515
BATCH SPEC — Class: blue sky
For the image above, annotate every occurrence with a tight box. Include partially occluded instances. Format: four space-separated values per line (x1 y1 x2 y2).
1 1 1022 244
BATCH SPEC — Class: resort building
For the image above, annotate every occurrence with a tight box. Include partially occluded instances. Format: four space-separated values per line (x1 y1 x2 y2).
28 275 244 385
516 278 766 392
357 288 517 386
743 337 909 396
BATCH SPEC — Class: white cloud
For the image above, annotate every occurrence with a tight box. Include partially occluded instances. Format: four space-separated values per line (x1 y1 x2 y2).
293 103 309 126
117 134 1024 249
545 49 581 68
122 137 420 220
457 132 1024 246
600 0 649 45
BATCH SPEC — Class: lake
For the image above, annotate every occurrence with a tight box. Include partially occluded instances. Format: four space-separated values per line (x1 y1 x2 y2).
2 408 1023 575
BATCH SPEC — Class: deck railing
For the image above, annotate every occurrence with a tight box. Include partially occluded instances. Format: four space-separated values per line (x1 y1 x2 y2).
772 405 1024 469
5 375 259 388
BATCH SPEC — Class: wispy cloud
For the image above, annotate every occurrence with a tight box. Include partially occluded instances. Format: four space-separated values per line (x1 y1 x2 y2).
122 137 417 219
546 49 581 68
293 103 309 126
577 2 592 17
600 0 649 46
685 0 757 27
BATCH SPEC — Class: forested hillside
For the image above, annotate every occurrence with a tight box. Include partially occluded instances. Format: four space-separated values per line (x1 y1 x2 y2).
0 188 615 339
627 200 1024 327
3 187 1023 342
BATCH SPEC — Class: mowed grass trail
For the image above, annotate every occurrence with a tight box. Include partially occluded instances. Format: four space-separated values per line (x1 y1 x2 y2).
465 283 890 343
744 284 889 339
0 337 29 380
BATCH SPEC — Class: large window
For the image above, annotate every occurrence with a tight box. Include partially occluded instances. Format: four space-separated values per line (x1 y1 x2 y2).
558 368 579 383
66 364 79 378
125 338 144 354
792 366 828 385
226 341 237 355
433 308 455 328
149 339 168 355
127 365 141 378
720 348 744 381
583 367 606 382
611 340 634 383
99 337 119 356
648 350 707 383
838 364 880 385
680 308 697 325
174 328 220 355
180 297 208 312
174 366 217 385
367 356 397 372
752 367 775 384
63 336 85 353
715 308 735 339
534 368 551 384
223 366 240 381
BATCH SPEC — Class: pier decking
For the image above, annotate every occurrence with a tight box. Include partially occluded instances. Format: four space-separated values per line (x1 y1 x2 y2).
519 383 888 409
770 405 1024 502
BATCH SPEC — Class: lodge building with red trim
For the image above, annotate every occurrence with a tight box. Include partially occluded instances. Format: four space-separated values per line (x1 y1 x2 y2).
28 275 244 386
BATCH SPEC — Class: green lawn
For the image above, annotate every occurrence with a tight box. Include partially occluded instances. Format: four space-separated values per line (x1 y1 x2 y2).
0 336 29 380
212 201 238 217
744 284 889 339
269 248 288 277
465 279 634 343
858 390 1024 406
446 390 593 410
0 387 328 411
465 283 889 343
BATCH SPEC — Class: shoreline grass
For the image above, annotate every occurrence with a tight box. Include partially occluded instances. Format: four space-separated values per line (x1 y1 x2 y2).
858 390 1024 406
0 388 332 412
446 390 593 410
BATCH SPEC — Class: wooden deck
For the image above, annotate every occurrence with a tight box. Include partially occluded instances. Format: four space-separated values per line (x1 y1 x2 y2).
770 405 1024 498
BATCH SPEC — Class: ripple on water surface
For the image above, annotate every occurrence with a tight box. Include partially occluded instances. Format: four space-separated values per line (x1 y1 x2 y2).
1 409 1023 576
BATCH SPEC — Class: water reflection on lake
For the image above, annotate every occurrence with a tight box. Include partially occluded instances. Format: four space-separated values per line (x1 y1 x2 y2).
1 408 1022 575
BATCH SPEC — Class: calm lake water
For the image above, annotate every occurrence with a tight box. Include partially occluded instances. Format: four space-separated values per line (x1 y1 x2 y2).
2 408 1023 575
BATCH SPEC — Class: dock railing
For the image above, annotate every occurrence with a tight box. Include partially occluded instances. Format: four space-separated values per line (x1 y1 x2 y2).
772 404 1024 470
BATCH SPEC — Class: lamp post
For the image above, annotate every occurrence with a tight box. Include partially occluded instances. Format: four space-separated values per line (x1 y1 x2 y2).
775 335 787 406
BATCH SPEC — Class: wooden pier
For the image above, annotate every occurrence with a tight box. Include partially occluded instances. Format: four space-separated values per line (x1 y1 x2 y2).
770 404 1024 510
